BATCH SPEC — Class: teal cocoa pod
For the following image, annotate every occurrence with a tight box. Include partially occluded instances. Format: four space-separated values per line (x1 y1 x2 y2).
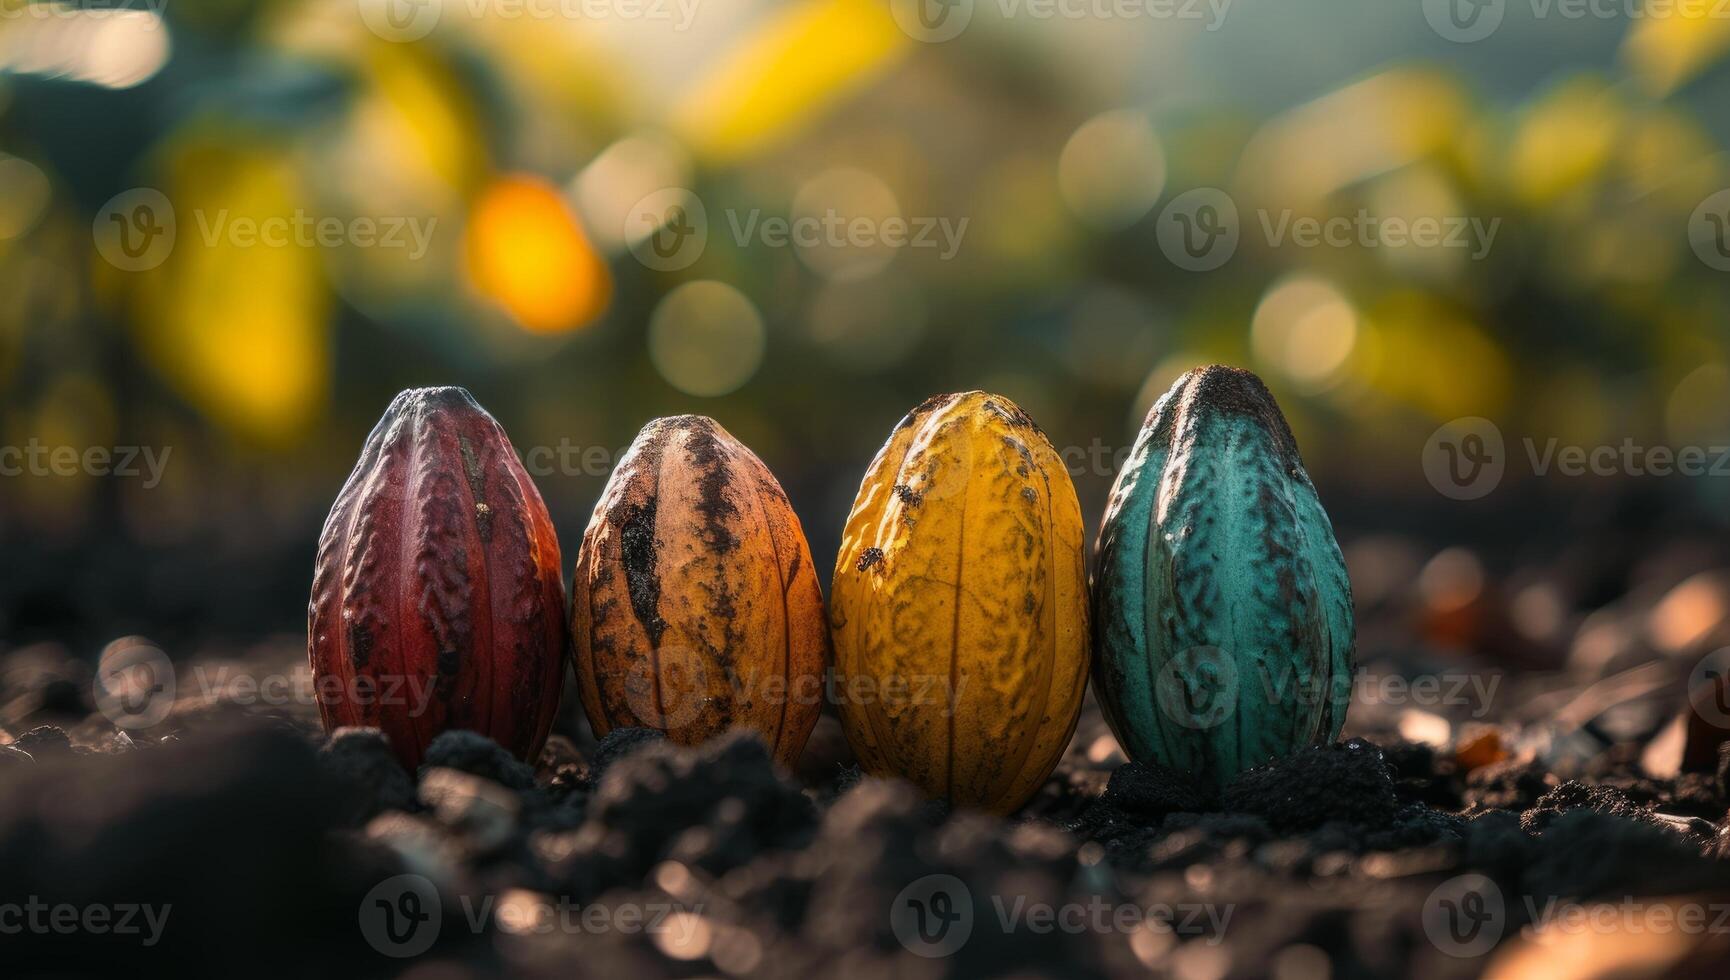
1092 365 1354 788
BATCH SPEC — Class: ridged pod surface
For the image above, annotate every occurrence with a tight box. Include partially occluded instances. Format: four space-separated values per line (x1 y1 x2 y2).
308 387 567 770
1092 366 1354 788
571 416 827 770
831 392 1089 815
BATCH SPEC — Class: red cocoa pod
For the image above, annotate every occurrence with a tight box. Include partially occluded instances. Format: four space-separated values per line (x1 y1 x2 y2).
571 416 827 770
308 387 567 770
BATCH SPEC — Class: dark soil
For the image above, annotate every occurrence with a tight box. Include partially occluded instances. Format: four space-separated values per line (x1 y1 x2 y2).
6 633 1730 980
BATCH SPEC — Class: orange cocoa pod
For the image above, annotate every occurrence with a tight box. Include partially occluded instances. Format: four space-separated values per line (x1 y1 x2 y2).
308 387 567 770
571 416 827 769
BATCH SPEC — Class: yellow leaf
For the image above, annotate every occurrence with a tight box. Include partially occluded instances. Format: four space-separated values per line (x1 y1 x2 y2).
128 139 329 447
1506 77 1622 208
672 0 910 163
1239 68 1471 206
1624 2 1730 96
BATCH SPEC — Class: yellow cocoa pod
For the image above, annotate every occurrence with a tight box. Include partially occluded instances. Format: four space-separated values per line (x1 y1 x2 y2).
572 416 828 770
831 392 1090 814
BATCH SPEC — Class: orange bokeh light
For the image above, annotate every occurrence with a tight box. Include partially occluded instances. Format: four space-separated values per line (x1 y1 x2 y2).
465 174 611 334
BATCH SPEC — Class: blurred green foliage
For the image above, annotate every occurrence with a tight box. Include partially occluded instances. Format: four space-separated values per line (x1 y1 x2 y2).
2 0 1730 644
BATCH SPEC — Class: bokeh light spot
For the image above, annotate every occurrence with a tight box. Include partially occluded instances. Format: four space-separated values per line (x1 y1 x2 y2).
1057 110 1165 231
1251 276 1358 392
649 280 766 396
466 174 612 335
790 167 902 281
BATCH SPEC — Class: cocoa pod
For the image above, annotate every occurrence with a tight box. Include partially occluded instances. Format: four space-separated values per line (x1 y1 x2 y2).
831 392 1090 814
1092 366 1354 789
308 387 567 770
571 416 827 770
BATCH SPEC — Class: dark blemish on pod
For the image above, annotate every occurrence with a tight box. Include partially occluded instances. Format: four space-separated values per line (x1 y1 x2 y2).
621 502 668 646
893 484 923 507
349 622 374 669
681 419 741 555
857 548 885 573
